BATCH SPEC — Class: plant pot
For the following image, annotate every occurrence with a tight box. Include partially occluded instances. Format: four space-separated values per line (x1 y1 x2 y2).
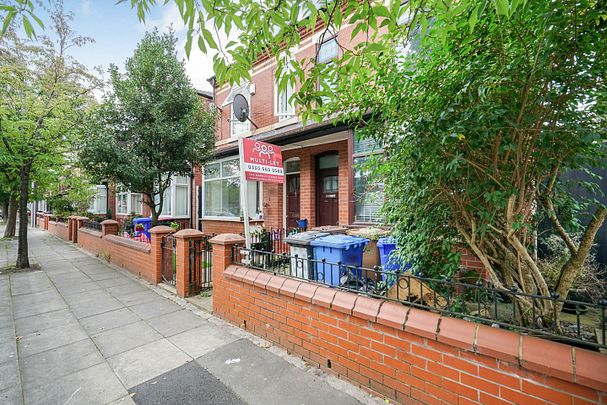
566 288 593 303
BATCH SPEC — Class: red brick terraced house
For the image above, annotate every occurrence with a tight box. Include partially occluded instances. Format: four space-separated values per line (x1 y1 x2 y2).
198 24 385 236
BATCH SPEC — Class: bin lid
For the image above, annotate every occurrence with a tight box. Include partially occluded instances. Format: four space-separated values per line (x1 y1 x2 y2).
133 217 152 224
310 234 369 249
347 227 390 239
310 225 348 234
284 231 329 245
377 236 397 247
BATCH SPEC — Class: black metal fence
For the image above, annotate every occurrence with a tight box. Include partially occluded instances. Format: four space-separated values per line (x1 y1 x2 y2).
161 234 176 285
188 235 215 294
233 247 607 351
250 227 304 254
82 220 102 232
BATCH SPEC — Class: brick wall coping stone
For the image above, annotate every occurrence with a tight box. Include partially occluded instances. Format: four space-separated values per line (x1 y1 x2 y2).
208 233 245 246
79 227 102 238
150 225 173 234
105 234 151 253
224 264 607 393
174 229 204 238
53 222 68 228
100 219 119 225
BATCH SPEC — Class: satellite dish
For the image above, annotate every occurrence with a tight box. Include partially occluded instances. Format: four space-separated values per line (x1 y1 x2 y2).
233 94 249 123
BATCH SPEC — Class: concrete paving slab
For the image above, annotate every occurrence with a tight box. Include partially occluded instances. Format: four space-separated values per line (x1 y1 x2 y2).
0 340 17 364
116 291 165 307
93 321 162 358
14 308 78 336
80 308 141 335
128 300 181 320
47 271 92 286
198 339 362 405
0 385 22 405
168 323 238 359
20 339 103 386
129 359 245 405
0 327 13 341
11 289 67 320
88 271 125 282
147 310 206 338
108 339 191 388
106 283 149 297
70 296 125 319
55 280 103 296
95 276 134 289
0 359 20 391
9 272 53 296
24 362 128 405
18 322 88 358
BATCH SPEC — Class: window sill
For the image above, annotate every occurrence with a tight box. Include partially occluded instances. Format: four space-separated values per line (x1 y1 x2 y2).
201 216 265 223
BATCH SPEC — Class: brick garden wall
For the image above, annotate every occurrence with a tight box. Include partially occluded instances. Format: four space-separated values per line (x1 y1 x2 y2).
47 221 69 241
210 236 607 405
101 235 154 282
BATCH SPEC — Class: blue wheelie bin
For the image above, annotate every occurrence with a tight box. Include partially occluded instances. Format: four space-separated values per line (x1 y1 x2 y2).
377 237 410 286
310 235 369 286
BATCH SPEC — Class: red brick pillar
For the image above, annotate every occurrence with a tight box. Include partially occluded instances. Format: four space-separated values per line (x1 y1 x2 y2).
74 216 88 244
67 216 75 242
173 229 204 298
150 226 173 284
101 219 119 237
209 234 245 316
44 214 50 230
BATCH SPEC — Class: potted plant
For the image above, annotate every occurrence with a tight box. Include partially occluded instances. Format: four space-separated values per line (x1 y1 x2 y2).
169 222 180 232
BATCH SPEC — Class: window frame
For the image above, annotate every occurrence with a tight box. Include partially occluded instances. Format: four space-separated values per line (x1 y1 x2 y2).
158 175 191 219
88 185 107 214
316 36 339 103
352 136 385 224
115 188 143 216
202 156 262 221
274 77 295 121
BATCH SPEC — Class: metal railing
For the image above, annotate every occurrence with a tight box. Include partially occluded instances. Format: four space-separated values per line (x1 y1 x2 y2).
188 234 215 294
250 227 304 254
82 220 102 232
233 247 607 351
161 234 176 285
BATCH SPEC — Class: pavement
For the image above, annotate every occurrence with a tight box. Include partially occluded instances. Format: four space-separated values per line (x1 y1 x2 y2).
0 226 379 405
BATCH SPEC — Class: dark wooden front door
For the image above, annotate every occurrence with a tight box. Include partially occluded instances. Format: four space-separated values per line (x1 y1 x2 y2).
316 154 339 226
286 173 300 228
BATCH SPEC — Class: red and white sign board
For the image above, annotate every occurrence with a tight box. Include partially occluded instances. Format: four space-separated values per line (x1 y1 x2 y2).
242 139 284 184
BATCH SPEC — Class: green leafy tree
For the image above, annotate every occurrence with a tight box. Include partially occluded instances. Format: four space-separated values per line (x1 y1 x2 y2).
79 30 216 226
0 9 97 267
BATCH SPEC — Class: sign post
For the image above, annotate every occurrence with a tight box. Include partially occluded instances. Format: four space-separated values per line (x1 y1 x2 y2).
238 138 284 249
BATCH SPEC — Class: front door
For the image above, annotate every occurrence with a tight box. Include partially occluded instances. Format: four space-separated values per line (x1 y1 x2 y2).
316 153 339 226
286 173 300 228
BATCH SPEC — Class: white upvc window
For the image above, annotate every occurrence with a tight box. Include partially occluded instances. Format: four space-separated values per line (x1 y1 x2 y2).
116 188 143 215
202 157 261 220
353 135 385 223
158 175 190 218
317 36 339 103
224 83 251 138
88 185 108 214
275 78 295 120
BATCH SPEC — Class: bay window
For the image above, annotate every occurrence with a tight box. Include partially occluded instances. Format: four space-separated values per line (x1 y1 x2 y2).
116 188 143 215
158 175 190 218
203 157 261 219
88 185 107 214
353 136 384 223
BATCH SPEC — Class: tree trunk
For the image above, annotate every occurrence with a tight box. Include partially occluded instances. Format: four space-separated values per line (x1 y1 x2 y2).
3 194 17 238
16 163 31 269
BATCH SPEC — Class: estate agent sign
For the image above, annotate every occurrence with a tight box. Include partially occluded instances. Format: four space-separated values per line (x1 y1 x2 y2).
241 139 284 184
